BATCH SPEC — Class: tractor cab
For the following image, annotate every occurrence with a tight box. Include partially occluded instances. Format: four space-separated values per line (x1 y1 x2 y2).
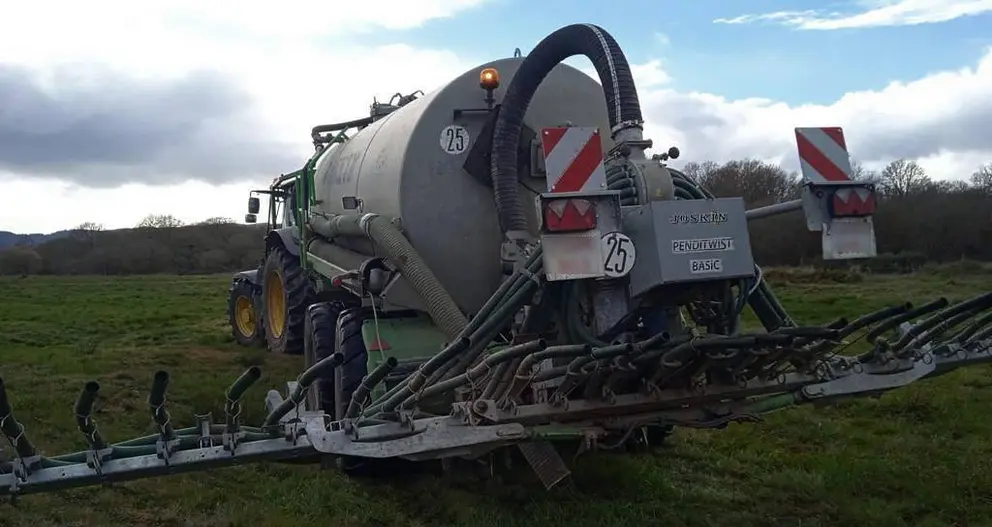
245 174 300 230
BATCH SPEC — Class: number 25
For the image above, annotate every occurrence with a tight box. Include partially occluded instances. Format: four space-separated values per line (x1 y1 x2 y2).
445 128 466 152
605 234 629 273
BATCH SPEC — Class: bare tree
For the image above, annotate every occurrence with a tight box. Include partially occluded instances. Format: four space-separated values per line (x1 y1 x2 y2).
700 158 800 205
198 217 235 225
971 163 992 192
849 160 880 184
71 222 105 246
878 158 931 197
137 214 185 228
75 222 104 232
677 160 719 183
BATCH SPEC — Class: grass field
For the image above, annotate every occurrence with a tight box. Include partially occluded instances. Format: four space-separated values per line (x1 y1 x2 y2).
3 269 992 527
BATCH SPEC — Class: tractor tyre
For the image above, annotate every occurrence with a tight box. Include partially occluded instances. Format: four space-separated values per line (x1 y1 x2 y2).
304 304 371 476
335 308 371 416
303 301 349 413
261 244 313 355
305 305 370 417
228 278 263 347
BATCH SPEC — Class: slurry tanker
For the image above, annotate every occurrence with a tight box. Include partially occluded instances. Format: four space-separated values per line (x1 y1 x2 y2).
3 23 992 496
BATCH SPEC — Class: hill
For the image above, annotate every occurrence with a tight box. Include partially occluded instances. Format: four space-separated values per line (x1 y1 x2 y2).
0 230 70 249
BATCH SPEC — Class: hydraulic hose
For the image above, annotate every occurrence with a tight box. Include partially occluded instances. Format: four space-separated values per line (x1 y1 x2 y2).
490 23 644 236
308 212 468 340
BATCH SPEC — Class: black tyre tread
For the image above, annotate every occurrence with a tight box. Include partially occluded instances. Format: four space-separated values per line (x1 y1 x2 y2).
262 245 313 355
336 308 370 410
306 302 345 412
227 278 263 347
304 304 369 415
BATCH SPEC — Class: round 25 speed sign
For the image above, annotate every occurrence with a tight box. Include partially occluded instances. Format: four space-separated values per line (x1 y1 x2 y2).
600 232 636 278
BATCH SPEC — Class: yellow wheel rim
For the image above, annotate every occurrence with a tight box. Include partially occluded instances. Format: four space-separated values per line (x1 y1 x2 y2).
266 270 286 339
234 296 255 337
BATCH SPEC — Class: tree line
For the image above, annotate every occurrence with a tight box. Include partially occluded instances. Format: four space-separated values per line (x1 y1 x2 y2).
1 159 990 277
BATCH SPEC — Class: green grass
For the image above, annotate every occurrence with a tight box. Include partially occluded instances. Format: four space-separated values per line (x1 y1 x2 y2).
2 272 992 527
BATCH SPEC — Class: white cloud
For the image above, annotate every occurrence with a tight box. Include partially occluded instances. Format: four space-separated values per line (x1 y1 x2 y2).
0 176 256 233
632 49 992 179
714 0 992 30
0 0 488 232
1 4 991 233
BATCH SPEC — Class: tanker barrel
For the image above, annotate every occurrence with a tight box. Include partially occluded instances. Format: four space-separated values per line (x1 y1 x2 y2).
148 371 175 440
0 375 37 458
865 297 948 343
264 352 344 427
73 381 107 450
225 367 262 432
345 357 398 419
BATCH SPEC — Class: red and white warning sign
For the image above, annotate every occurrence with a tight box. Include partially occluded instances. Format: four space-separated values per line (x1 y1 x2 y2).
831 187 877 216
795 127 853 183
541 126 607 193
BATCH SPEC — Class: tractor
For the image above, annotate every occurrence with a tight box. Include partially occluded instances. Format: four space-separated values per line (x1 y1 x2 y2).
227 171 306 352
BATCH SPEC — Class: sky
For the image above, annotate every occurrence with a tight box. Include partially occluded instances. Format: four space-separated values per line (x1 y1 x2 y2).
1 0 991 234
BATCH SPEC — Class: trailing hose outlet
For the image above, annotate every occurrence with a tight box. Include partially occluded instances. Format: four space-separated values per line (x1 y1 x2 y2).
489 23 644 239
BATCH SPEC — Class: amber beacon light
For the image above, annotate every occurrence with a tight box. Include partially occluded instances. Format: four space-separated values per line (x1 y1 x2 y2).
479 68 500 90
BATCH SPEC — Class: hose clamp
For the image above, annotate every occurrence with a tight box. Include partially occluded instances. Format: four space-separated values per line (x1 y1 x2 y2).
357 213 381 235
610 120 644 135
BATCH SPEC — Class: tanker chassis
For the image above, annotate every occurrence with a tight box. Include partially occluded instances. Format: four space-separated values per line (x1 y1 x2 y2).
3 23 992 496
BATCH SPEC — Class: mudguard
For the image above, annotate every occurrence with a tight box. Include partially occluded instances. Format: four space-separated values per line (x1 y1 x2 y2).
265 227 300 257
233 269 259 285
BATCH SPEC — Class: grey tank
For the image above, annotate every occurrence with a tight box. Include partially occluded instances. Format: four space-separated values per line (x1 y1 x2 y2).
313 57 612 315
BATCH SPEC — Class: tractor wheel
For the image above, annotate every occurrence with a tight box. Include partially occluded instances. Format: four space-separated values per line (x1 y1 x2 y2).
335 308 371 417
261 244 313 354
227 278 263 347
304 304 371 475
303 301 350 413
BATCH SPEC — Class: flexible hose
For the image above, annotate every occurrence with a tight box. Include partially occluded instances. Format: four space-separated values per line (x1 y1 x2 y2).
490 23 643 236
308 212 468 340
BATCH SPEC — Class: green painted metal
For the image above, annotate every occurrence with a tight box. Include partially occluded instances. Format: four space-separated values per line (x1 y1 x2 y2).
527 425 587 441
294 128 353 274
304 252 349 283
360 313 449 400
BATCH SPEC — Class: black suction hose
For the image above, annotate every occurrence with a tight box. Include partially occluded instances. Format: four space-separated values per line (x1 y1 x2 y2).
490 23 644 235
